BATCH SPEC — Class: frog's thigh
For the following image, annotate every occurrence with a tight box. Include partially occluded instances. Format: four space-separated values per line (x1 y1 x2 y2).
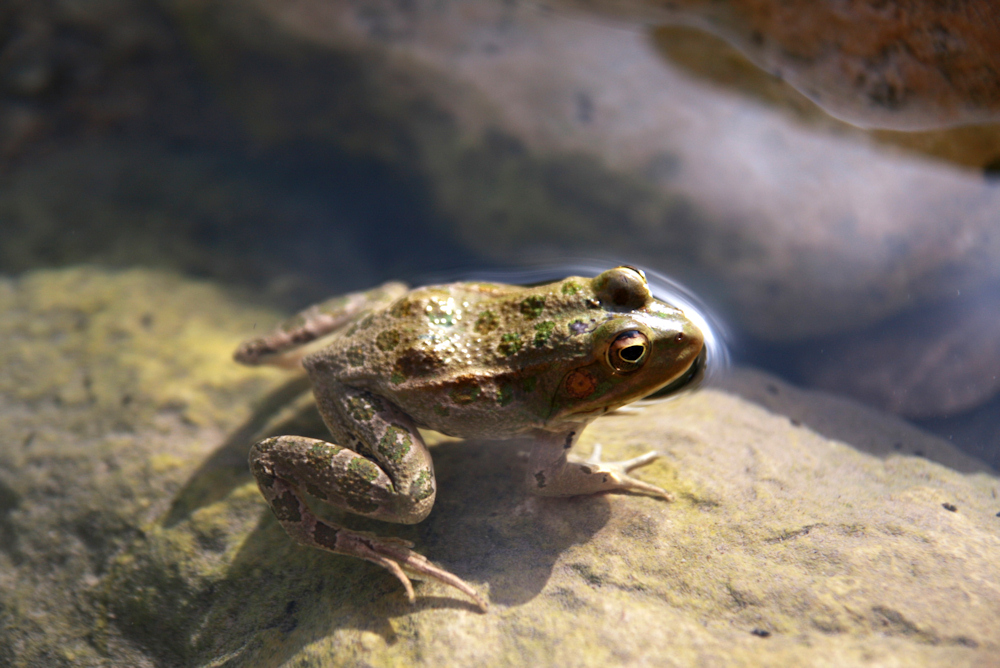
251 384 436 524
250 439 487 610
250 434 434 525
314 382 436 514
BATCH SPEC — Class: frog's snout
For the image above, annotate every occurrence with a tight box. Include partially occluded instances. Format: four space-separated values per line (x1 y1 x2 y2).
687 346 707 383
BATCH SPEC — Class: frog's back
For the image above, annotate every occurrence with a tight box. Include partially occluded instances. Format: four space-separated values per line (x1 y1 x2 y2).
304 278 597 437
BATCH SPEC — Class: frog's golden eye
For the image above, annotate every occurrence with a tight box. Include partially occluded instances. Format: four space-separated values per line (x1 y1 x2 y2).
592 266 652 310
607 330 650 373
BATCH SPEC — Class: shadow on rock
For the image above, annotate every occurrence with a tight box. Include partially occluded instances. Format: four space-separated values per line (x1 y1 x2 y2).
162 375 314 528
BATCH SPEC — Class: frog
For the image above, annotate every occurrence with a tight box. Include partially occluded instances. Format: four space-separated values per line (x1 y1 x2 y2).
234 266 705 611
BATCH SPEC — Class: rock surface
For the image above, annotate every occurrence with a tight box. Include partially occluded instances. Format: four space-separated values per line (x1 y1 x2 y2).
1 267 998 666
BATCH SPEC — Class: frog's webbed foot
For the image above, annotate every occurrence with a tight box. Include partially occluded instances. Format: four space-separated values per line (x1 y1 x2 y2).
570 444 675 501
338 530 489 612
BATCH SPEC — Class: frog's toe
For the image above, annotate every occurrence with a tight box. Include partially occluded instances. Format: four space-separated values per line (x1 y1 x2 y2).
579 444 674 501
344 531 489 612
619 450 661 472
613 473 675 501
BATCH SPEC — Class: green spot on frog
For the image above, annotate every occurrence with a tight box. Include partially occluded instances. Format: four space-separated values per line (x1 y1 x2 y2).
378 426 412 463
498 383 514 406
433 404 450 416
561 281 581 295
412 470 434 502
533 321 555 346
450 383 481 405
357 313 375 330
307 443 341 463
346 346 365 366
375 329 401 351
347 457 379 483
520 295 546 319
522 377 537 393
474 310 499 334
347 396 375 421
390 371 405 385
498 332 523 356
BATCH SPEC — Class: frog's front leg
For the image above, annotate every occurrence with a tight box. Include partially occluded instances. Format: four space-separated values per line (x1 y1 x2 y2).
527 431 674 501
249 383 487 611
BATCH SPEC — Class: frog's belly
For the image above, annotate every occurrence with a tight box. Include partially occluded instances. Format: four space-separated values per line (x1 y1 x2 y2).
409 400 544 440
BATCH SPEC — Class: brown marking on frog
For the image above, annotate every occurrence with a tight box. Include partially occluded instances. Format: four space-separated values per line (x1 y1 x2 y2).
394 347 443 379
271 490 302 522
375 329 401 351
565 369 598 399
314 521 340 550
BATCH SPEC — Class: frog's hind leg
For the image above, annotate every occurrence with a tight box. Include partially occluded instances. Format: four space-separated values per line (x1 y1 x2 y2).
248 382 488 610
234 281 408 368
251 461 486 611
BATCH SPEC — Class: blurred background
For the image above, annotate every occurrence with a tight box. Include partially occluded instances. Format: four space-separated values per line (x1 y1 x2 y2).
2 0 998 468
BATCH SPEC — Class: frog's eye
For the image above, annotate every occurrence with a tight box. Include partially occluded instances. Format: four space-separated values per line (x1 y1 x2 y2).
592 266 652 310
607 330 650 373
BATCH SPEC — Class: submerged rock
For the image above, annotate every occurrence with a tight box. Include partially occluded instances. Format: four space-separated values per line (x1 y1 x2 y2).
799 281 1000 420
1 267 997 665
569 0 1000 130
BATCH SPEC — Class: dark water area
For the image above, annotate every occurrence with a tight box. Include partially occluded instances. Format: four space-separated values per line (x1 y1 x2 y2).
0 138 493 303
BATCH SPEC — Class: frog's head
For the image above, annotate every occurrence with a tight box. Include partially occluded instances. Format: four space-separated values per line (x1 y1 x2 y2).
547 266 704 424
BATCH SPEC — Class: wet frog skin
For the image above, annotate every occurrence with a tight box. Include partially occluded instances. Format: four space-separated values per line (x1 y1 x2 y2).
235 266 705 611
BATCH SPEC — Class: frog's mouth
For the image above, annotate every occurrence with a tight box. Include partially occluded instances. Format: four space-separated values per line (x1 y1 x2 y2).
642 346 706 401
